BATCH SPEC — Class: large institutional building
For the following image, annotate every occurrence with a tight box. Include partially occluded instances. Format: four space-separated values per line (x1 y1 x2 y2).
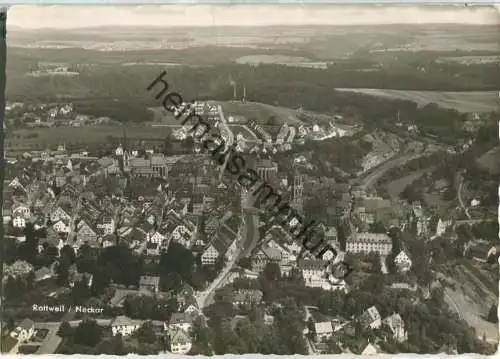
346 232 392 255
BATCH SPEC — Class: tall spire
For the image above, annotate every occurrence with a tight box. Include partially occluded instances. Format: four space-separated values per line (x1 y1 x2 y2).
122 124 128 151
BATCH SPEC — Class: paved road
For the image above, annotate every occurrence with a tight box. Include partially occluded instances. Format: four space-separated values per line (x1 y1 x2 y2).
218 105 234 148
239 212 260 259
23 322 62 354
456 173 472 219
196 222 246 309
358 152 425 190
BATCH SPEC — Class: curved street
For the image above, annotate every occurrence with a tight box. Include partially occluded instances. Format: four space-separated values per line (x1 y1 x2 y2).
195 208 260 309
358 151 425 190
239 211 260 259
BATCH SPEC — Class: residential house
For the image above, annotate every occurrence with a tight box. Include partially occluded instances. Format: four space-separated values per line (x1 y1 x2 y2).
11 204 30 219
68 265 94 288
252 246 282 273
9 319 35 343
382 313 407 342
359 306 382 329
53 219 70 233
75 220 98 244
435 218 453 237
168 327 192 355
166 312 197 333
8 177 28 193
146 242 161 256
12 216 26 229
149 231 165 244
97 215 115 236
200 226 237 265
34 266 54 282
394 250 412 272
139 275 160 293
101 234 117 248
111 316 142 336
50 205 71 223
120 227 148 251
3 260 34 278
361 342 382 355
314 321 334 343
298 259 344 291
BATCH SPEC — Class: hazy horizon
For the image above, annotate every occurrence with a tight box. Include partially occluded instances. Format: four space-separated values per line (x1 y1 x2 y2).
6 4 500 29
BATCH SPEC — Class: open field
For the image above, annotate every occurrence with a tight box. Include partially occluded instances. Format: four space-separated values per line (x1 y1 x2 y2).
386 168 430 199
436 55 500 65
443 261 499 344
335 89 499 113
477 146 500 174
6 125 171 152
228 124 259 141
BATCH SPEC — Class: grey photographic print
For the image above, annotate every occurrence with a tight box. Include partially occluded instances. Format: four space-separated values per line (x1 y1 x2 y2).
0 3 499 356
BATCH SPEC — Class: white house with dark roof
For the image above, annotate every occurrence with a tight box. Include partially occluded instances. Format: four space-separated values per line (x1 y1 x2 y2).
168 327 192 354
12 216 26 229
314 321 334 342
201 226 237 265
111 316 142 336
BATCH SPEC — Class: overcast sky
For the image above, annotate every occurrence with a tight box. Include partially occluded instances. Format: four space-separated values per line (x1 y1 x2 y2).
7 4 500 29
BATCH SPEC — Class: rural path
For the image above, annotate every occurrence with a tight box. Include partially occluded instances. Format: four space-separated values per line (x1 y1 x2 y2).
456 172 471 219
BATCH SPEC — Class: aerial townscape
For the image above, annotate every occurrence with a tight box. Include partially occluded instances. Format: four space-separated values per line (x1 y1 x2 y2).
1 4 499 357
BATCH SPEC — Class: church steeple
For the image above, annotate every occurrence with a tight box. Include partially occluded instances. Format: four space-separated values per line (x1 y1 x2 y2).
122 125 128 151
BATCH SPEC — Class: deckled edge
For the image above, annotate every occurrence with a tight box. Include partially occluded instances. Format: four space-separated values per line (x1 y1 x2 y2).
0 4 7 342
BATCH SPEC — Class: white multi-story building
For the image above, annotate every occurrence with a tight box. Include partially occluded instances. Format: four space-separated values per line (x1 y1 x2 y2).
12 216 26 229
346 233 392 255
314 321 334 342
298 259 345 291
111 316 141 337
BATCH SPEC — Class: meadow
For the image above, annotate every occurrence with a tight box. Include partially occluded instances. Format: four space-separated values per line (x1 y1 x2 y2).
335 88 498 113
